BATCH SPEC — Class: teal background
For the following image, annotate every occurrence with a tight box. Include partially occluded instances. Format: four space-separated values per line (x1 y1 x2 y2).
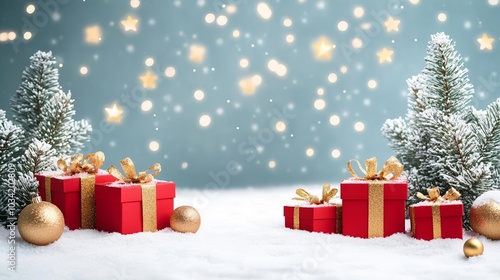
0 0 498 188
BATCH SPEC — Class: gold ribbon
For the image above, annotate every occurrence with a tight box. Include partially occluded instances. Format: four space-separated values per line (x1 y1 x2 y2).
416 187 461 203
347 156 404 180
45 176 52 202
292 184 338 205
293 206 300 229
107 158 161 232
336 206 342 234
81 176 96 229
347 157 404 238
57 152 105 175
368 181 384 237
292 184 339 230
107 157 161 184
415 187 461 238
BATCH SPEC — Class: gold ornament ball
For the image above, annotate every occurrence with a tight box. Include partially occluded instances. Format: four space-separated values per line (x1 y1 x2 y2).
463 237 484 258
18 197 65 246
170 206 201 233
470 191 500 240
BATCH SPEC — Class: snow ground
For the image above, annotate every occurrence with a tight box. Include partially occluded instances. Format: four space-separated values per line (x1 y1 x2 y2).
1 184 500 280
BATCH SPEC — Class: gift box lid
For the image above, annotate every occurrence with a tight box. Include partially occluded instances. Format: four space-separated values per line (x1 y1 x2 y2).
284 204 340 220
36 173 117 193
95 180 176 203
410 201 464 217
340 178 408 200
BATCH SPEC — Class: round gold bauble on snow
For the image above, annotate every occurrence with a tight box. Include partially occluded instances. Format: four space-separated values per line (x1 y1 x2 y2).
470 191 500 240
463 237 484 258
170 206 201 233
18 196 65 246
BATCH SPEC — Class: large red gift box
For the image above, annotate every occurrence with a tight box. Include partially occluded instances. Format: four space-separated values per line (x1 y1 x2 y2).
340 178 408 238
284 204 341 234
410 201 464 240
95 180 175 234
36 172 117 230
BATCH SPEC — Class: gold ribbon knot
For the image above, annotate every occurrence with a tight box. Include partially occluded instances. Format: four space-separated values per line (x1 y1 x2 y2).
107 157 161 184
347 156 404 180
57 151 105 175
293 184 338 205
416 187 461 203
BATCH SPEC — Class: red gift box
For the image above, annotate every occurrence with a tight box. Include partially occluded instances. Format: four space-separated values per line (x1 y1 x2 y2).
95 180 175 234
410 201 464 240
284 204 341 234
36 172 117 230
340 178 408 238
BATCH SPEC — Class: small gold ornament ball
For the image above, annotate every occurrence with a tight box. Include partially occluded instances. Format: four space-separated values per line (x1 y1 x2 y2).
18 197 65 246
463 237 484 258
470 191 500 240
170 206 201 233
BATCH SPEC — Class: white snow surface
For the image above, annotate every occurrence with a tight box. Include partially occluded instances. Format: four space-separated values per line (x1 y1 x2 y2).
472 190 500 207
2 185 500 280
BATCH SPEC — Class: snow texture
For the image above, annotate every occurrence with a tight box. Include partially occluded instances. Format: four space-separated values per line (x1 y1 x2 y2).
472 190 500 207
1 186 500 279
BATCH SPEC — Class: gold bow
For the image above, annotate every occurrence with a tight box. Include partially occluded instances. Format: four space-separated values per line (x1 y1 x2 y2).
57 152 105 175
347 156 404 180
416 187 461 203
107 157 161 184
293 184 338 205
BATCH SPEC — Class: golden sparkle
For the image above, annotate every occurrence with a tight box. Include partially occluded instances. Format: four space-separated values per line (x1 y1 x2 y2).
477 33 494 50
121 16 139 32
312 36 334 60
384 16 400 32
189 44 206 63
105 104 124 123
239 75 262 95
377 48 394 63
140 71 158 89
85 25 102 44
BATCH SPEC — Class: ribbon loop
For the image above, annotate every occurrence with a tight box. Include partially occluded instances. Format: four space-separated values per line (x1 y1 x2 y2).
57 152 105 175
416 187 461 204
292 184 338 205
347 156 403 180
107 157 161 184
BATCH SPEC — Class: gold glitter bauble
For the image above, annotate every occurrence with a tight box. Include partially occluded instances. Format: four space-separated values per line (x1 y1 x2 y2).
170 206 201 233
18 196 64 246
463 237 484 258
470 192 500 240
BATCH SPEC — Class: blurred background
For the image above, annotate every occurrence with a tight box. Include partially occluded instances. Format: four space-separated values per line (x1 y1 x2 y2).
0 0 498 188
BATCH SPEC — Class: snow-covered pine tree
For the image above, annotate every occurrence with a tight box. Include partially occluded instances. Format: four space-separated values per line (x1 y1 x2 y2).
381 32 500 229
0 51 92 227
11 51 92 156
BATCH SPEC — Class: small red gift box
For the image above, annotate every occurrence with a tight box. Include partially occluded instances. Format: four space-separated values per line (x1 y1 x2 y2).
410 201 464 240
284 204 342 234
95 180 175 234
341 178 408 238
36 172 117 230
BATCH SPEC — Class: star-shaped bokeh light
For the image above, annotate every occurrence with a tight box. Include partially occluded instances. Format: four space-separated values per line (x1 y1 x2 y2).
384 17 400 32
477 33 494 50
377 48 394 63
121 16 139 32
311 36 334 60
85 25 102 44
140 71 158 89
105 104 124 123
